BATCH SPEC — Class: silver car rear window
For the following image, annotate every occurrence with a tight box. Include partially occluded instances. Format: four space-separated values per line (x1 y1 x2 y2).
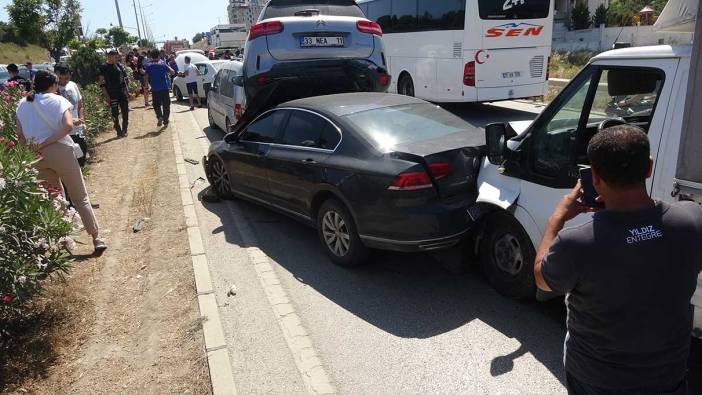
263 0 365 19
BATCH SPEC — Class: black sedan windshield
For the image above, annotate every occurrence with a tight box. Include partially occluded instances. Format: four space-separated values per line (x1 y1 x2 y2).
343 103 471 151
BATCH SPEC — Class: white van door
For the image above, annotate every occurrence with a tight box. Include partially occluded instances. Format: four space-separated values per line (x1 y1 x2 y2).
515 59 677 245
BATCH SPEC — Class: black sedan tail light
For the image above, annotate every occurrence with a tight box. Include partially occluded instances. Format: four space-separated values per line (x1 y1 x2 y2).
388 162 453 191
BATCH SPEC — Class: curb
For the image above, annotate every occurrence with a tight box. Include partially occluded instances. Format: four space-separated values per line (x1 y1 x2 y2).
170 121 238 395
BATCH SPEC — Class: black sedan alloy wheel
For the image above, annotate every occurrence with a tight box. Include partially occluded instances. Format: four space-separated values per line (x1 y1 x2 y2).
208 156 234 199
317 199 368 267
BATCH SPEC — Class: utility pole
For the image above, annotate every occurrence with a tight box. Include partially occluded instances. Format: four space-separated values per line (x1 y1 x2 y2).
114 0 124 28
132 0 142 40
138 0 147 42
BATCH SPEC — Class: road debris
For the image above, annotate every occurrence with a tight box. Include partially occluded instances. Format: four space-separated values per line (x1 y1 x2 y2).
132 217 150 233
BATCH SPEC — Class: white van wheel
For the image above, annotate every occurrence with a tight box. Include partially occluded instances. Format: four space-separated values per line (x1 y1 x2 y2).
480 212 536 299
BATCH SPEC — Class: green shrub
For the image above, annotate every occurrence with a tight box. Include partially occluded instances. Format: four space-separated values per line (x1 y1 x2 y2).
82 84 113 145
571 1 592 30
550 50 594 79
69 45 105 86
607 0 667 27
0 85 74 318
593 4 608 27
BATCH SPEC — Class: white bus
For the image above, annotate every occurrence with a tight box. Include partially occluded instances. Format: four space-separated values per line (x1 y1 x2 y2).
356 0 554 102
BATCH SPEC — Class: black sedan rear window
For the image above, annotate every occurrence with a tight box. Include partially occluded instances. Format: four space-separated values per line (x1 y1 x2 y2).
344 103 470 151
263 0 365 19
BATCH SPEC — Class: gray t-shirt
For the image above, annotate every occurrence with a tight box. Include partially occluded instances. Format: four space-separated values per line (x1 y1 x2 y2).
542 201 702 390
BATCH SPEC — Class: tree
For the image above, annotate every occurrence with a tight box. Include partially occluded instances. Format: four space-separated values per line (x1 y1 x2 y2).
44 0 82 63
606 0 669 27
6 0 45 44
593 4 608 27
193 32 204 43
137 38 153 48
69 43 104 86
106 26 133 48
571 1 591 30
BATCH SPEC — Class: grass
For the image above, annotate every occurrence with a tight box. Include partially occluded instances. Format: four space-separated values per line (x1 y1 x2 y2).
549 50 594 80
0 43 50 64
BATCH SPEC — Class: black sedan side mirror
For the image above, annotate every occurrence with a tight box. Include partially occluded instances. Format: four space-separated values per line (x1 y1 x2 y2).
485 123 508 165
224 132 240 144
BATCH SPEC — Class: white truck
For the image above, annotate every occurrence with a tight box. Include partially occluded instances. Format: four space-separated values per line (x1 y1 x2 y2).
470 0 701 337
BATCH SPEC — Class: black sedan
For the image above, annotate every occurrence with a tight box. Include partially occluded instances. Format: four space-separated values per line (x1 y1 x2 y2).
204 93 485 266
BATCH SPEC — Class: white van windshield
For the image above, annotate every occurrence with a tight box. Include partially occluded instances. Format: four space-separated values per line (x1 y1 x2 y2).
478 0 550 20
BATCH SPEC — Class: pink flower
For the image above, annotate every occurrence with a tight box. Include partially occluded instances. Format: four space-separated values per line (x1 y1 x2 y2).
2 295 12 303
6 140 16 150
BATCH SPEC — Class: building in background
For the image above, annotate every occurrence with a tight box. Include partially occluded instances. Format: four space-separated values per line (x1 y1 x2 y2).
163 38 190 54
228 0 265 30
210 24 248 49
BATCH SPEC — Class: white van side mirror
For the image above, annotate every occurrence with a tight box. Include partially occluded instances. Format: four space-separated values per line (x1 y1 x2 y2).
485 123 508 165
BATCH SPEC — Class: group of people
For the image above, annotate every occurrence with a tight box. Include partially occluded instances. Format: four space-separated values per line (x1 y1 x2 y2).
97 48 202 137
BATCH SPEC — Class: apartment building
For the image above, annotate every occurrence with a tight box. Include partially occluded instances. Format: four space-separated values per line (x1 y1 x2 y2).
228 0 266 30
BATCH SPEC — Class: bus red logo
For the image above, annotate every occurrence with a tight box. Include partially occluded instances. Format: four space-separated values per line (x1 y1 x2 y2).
486 23 544 38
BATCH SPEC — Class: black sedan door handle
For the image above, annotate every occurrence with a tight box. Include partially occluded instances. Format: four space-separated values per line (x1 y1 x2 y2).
301 158 317 164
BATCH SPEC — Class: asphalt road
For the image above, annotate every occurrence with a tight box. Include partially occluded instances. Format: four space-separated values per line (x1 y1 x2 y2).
169 98 701 394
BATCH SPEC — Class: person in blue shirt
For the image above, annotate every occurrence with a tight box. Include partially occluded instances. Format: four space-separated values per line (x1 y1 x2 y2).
167 54 178 88
144 49 175 127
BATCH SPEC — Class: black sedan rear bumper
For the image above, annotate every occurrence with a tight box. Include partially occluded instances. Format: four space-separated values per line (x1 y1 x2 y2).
360 229 470 253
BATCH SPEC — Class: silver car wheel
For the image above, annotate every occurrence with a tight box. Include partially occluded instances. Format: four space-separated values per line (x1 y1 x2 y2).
493 233 524 276
322 211 350 257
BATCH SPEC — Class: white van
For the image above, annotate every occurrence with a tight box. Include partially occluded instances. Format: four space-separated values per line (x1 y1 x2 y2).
471 42 701 337
207 60 246 132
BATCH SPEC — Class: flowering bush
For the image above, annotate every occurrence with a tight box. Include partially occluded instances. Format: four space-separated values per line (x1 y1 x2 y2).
0 83 89 317
82 84 113 145
0 139 74 316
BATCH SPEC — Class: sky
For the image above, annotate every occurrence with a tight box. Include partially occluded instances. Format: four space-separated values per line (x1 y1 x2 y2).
0 0 229 44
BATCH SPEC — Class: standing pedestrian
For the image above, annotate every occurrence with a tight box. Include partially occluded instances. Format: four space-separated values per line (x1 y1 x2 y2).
167 54 179 87
534 126 702 395
137 52 149 107
6 64 32 91
182 56 201 110
15 70 107 253
144 49 175 128
98 50 130 138
25 62 36 81
54 63 88 166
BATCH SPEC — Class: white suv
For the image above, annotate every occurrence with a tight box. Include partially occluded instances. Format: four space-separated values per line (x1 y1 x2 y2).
242 0 389 107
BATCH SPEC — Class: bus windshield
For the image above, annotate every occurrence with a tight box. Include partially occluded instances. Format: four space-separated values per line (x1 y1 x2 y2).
478 0 550 20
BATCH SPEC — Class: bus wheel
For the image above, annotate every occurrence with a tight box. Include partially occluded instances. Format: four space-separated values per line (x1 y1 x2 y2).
398 74 414 97
480 211 536 299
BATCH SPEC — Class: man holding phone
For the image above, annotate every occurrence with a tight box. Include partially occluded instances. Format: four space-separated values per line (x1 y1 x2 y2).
534 125 702 394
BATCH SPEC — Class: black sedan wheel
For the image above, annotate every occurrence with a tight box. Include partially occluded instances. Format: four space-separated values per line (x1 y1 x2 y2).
207 155 233 199
480 211 536 299
317 199 368 267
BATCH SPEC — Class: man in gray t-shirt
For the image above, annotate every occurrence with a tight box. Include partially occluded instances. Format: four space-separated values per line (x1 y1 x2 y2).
534 126 702 394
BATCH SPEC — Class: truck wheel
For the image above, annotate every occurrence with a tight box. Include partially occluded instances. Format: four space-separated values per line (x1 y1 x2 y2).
317 199 368 267
480 211 536 299
398 74 414 97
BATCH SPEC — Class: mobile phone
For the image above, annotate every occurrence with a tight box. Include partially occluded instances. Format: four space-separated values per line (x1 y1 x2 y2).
578 166 604 208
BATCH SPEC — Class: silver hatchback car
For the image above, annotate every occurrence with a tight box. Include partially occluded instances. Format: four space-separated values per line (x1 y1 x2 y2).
243 0 389 106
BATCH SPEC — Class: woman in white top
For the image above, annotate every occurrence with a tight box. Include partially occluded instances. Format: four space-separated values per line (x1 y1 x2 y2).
16 70 107 253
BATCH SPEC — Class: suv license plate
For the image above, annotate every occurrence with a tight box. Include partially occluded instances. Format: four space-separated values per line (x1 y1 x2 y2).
300 36 344 48
502 71 521 79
